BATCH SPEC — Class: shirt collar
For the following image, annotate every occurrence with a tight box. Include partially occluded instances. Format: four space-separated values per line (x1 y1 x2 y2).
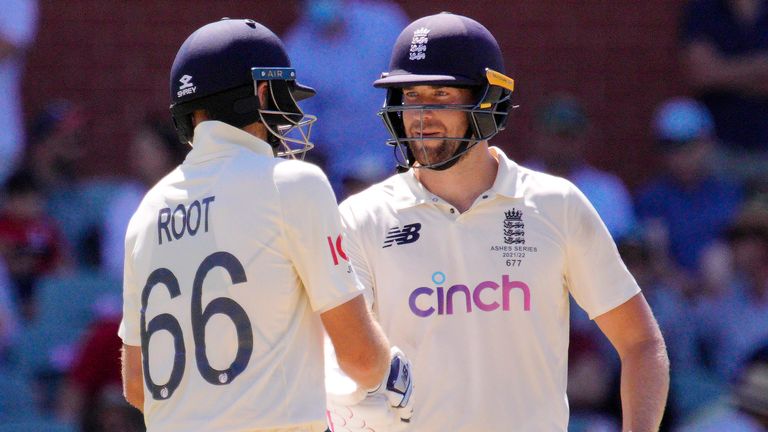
390 146 522 209
489 146 523 198
186 121 274 163
390 170 434 209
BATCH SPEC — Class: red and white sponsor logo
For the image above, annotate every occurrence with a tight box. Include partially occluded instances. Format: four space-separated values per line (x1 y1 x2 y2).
327 234 348 266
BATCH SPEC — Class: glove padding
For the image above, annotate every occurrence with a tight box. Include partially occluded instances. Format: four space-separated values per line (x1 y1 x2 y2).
327 395 407 432
326 345 414 432
366 346 413 422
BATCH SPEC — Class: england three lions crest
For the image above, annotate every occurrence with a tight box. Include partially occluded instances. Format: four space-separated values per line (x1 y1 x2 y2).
504 208 524 244
409 27 430 61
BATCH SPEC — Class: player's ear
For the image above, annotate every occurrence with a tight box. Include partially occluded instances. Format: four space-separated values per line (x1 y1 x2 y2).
256 82 269 110
191 109 210 127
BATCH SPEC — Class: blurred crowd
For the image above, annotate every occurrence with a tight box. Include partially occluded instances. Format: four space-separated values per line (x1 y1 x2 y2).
1 1 767 431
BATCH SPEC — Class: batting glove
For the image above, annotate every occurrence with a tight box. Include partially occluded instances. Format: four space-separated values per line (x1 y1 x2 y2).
367 346 414 422
327 395 406 432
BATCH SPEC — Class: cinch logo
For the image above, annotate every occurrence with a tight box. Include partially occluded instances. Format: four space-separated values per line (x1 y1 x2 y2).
408 272 531 318
177 75 196 98
383 223 421 248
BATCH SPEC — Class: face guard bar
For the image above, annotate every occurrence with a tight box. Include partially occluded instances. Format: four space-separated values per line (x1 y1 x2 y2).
251 67 316 159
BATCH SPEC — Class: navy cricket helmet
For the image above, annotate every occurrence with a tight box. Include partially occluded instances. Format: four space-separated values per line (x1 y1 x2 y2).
375 12 515 170
169 18 316 157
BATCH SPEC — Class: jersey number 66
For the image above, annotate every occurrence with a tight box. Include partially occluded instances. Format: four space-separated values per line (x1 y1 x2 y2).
140 251 253 400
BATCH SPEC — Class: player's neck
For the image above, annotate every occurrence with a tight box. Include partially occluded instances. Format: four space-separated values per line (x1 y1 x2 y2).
242 121 269 142
415 142 498 214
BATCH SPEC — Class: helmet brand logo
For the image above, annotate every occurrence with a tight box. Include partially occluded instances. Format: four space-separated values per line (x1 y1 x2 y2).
409 27 430 61
177 75 197 97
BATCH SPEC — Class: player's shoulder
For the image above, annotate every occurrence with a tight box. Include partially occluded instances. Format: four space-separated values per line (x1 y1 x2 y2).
272 159 339 210
273 159 328 185
516 163 580 199
125 170 181 243
340 173 402 212
272 159 334 200
130 170 174 215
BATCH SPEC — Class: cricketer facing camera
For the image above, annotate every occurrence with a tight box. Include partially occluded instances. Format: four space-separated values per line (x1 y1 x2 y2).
338 12 669 432
118 18 412 432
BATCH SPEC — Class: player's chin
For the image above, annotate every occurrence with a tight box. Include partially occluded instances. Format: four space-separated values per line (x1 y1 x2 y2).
415 152 455 168
408 137 446 153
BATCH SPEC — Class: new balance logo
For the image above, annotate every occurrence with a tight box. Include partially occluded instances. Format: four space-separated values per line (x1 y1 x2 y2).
383 223 421 248
177 75 196 97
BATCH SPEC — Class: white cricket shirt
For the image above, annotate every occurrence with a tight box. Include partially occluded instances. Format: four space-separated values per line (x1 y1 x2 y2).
119 121 363 431
339 147 640 432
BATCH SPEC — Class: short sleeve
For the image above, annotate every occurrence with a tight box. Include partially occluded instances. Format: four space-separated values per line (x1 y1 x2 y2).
275 161 365 313
118 215 142 346
338 200 376 311
564 184 640 319
0 0 38 48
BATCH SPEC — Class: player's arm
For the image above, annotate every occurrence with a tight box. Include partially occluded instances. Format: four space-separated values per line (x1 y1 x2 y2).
120 219 144 413
321 294 389 390
121 344 144 412
682 40 768 94
564 183 668 431
594 293 669 432
275 162 390 388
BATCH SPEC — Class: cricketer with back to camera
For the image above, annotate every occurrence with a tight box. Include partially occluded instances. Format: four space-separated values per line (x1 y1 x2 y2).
119 17 412 432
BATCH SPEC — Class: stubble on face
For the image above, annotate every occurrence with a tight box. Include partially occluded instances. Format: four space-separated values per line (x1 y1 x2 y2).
408 137 462 167
400 86 474 167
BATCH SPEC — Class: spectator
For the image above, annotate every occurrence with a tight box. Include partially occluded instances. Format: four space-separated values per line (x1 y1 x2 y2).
526 94 637 240
23 99 121 269
618 230 703 427
0 0 38 184
696 193 768 383
680 0 768 183
567 330 621 432
617 232 698 370
283 0 408 199
89 384 145 432
0 170 66 319
635 98 743 273
99 116 188 280
24 100 88 194
0 258 19 362
16 226 120 421
56 296 142 432
676 342 768 431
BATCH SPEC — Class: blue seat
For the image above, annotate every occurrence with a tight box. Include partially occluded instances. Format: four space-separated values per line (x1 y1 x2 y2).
0 418 76 432
0 369 40 422
34 270 121 336
10 325 83 379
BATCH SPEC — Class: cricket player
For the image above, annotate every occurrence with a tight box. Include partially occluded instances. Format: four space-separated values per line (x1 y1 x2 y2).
338 12 669 432
119 19 412 432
